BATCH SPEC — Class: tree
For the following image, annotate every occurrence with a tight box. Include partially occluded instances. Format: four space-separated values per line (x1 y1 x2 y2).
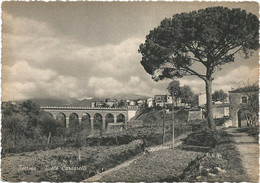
72 129 89 162
191 94 199 107
180 85 195 105
167 83 196 106
139 7 259 130
38 112 57 144
167 80 181 106
212 90 228 103
2 113 27 148
2 102 20 117
117 100 128 108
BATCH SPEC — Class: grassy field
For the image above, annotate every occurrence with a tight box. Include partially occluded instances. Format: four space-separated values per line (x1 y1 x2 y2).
98 147 203 182
97 128 249 182
180 129 249 182
1 140 143 182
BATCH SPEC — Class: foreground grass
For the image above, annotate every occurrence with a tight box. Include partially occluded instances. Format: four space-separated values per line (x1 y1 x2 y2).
99 128 249 182
177 128 249 182
1 140 143 182
98 147 203 182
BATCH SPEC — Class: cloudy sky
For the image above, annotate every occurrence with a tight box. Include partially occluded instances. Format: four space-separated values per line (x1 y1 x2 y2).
2 2 259 101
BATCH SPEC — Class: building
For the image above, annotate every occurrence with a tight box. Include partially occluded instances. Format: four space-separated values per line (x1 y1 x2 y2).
154 95 168 107
91 101 96 108
129 100 137 106
96 101 105 107
147 98 155 107
229 86 258 127
166 95 173 104
137 99 146 107
212 103 230 118
198 93 206 106
105 98 118 107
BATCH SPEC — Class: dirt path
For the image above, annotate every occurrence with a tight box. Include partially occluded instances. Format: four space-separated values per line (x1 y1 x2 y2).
83 133 189 182
225 128 259 182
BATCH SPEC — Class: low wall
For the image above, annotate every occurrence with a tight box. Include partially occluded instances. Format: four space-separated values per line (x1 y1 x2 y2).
188 110 203 121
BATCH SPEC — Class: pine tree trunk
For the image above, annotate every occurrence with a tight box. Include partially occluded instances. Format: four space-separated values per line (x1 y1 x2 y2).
205 79 215 130
47 131 52 144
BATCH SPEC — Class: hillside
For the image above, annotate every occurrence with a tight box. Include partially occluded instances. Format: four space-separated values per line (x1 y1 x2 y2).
131 108 189 127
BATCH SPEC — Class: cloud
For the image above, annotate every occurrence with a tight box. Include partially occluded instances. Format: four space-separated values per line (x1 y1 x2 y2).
179 77 205 93
213 65 258 92
2 13 165 101
178 65 259 94
2 61 84 101
3 12 258 102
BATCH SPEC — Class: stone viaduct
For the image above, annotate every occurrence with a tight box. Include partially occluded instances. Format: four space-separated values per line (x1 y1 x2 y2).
41 106 138 132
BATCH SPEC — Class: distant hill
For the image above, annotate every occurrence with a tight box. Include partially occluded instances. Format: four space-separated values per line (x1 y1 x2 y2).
69 94 150 107
68 97 105 107
10 93 151 107
13 98 79 106
115 94 150 100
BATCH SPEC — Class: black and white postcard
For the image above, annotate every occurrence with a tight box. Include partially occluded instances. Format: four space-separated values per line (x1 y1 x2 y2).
1 1 259 182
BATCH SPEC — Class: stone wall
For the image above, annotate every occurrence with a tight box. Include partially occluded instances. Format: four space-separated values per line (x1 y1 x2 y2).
188 109 203 121
212 105 229 119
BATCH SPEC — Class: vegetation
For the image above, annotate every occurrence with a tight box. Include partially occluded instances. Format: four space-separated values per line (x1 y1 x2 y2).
99 148 203 182
179 129 249 182
98 127 250 182
2 101 91 155
2 101 193 156
180 85 197 106
2 140 144 182
237 127 259 139
139 6 259 130
167 81 197 106
212 90 228 103
2 99 253 182
167 80 181 106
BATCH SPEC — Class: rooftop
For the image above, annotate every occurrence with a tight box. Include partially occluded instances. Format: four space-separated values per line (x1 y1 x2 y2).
228 85 258 93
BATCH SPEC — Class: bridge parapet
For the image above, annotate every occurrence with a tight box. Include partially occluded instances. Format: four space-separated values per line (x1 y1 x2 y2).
41 106 129 110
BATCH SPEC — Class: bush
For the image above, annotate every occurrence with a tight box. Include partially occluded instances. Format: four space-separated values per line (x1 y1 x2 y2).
3 121 193 156
214 117 230 126
183 130 219 148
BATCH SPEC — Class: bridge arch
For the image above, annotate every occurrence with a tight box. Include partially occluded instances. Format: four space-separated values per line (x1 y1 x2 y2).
94 113 103 134
69 113 79 128
81 113 91 130
56 112 67 127
45 112 54 118
237 108 251 127
117 113 125 123
105 113 114 129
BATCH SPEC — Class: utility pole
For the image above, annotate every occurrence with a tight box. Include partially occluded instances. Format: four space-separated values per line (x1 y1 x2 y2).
171 93 175 149
162 108 165 145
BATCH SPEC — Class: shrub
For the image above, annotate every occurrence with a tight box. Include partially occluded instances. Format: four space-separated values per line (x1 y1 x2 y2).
182 130 219 148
